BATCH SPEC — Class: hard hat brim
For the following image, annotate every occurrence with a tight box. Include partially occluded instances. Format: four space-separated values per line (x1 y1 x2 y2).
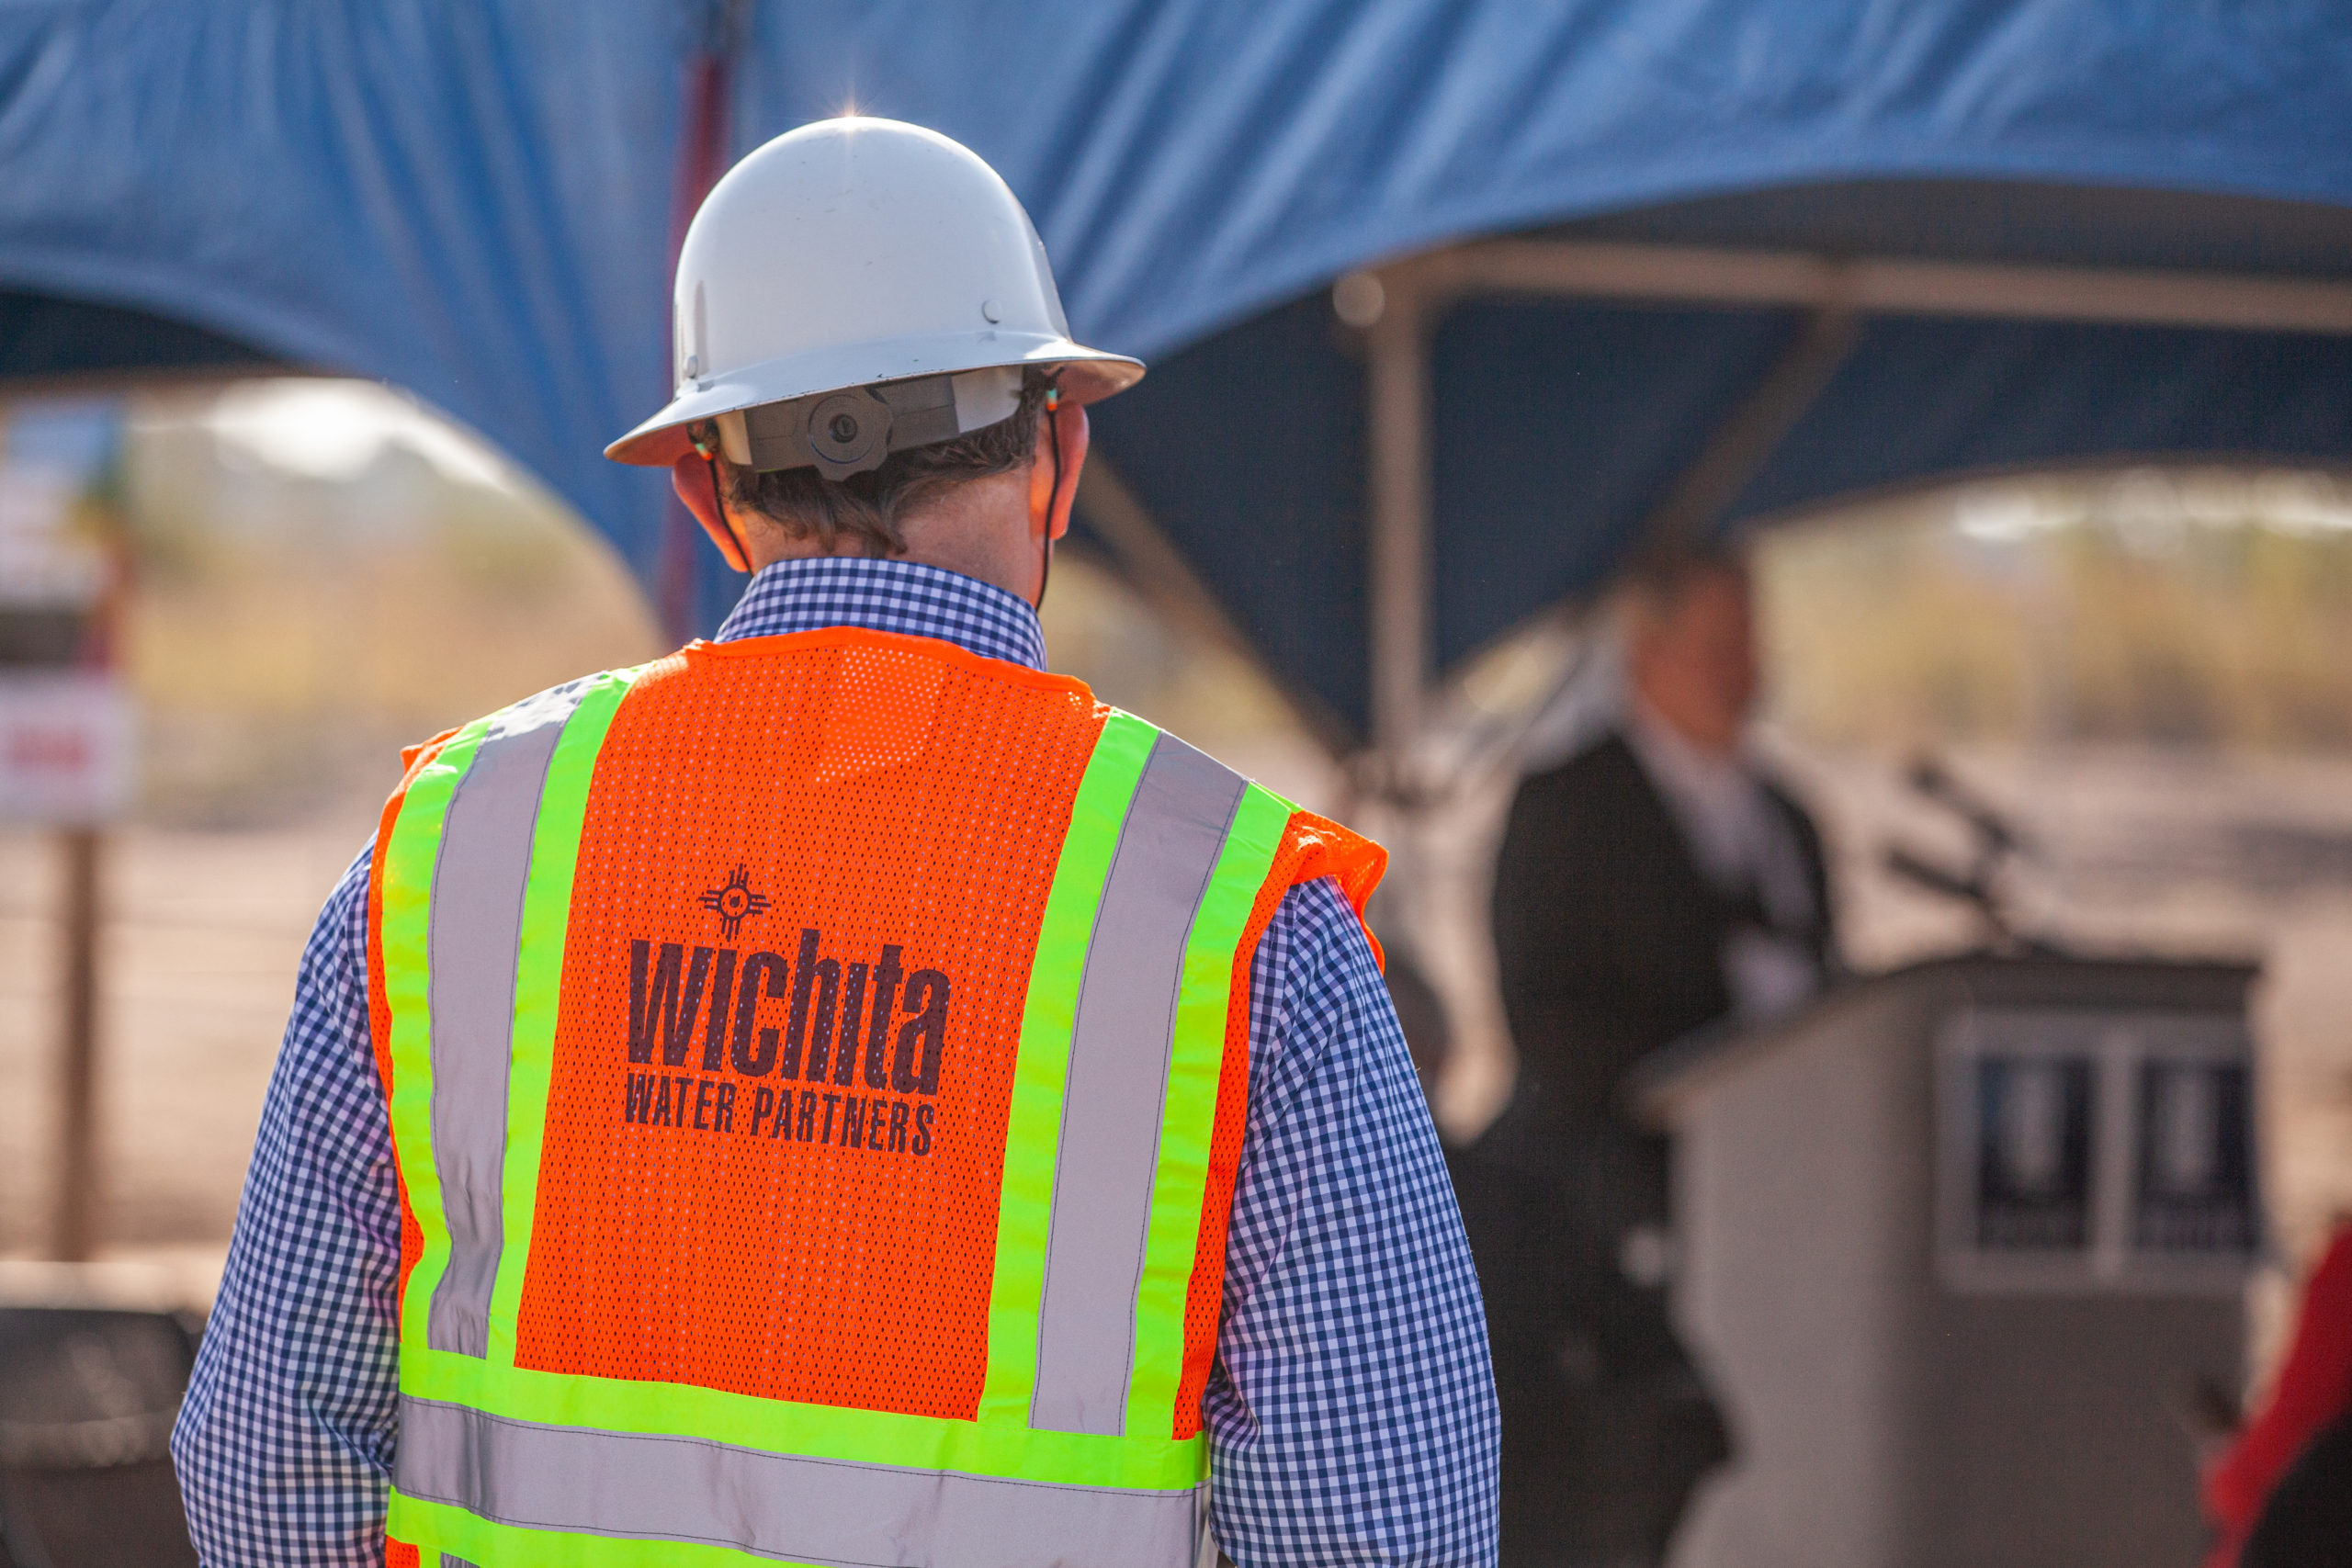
605 332 1143 468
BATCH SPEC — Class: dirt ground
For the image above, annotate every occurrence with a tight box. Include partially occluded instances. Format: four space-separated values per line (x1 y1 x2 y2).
0 802 381 1272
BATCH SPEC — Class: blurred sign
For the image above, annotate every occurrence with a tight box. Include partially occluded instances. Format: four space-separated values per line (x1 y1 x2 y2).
0 672 134 823
0 399 132 826
2133 1055 2256 1254
1973 1054 2094 1251
1937 1008 2257 1294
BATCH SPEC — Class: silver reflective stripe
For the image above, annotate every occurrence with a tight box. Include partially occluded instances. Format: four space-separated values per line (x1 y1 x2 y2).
394 1395 1204 1568
440 1558 481 1568
1031 733 1245 1436
425 679 592 1358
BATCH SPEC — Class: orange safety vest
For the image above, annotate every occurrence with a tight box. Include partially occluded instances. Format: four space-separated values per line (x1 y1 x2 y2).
367 626 1382 1567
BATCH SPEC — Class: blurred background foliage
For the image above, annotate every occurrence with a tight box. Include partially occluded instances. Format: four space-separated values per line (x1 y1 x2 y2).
109 378 1316 829
107 379 2352 843
1763 469 2352 755
119 383 661 826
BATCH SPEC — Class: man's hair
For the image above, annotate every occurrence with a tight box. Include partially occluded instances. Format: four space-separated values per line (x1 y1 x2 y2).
725 370 1054 557
1622 541 1749 626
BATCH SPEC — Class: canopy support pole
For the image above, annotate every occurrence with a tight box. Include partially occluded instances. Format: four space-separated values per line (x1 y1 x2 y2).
655 1 747 642
1356 265 1858 784
1366 285 1431 772
51 827 101 1261
1341 228 2352 779
1074 457 1352 752
1436 237 2352 336
1632 302 1859 559
1075 458 1260 660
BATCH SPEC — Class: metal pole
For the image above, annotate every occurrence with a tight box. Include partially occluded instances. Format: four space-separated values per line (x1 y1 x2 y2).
1630 303 1860 559
51 826 101 1262
656 6 746 643
1441 236 2352 336
1365 283 1431 767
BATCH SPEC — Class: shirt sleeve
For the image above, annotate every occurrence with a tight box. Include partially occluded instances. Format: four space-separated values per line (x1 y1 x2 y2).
173 845 402 1567
1204 877 1501 1567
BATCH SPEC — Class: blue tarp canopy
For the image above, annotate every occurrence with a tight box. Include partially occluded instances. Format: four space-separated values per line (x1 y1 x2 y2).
4 2 2350 746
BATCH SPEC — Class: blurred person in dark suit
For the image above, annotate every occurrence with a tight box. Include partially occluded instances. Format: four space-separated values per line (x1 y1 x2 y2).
1383 939 1453 1104
1464 548 1836 1566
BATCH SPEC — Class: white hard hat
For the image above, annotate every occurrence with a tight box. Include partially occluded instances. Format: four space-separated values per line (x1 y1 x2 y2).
605 116 1142 476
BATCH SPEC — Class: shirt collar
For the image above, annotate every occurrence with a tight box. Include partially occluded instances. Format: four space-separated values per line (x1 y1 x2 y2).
710 556 1047 671
1622 696 1754 804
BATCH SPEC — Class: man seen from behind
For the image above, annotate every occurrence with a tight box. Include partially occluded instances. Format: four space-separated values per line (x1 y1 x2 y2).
173 118 1498 1568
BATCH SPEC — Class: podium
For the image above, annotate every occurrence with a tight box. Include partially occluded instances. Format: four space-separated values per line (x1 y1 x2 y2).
1633 956 2258 1568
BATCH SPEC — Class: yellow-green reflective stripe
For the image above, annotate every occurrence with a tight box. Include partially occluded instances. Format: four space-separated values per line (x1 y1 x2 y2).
427 678 608 1359
1031 733 1247 1436
396 1347 1202 1492
486 668 642 1364
390 1395 1204 1568
1125 782 1292 1435
383 718 493 1352
975 711 1158 1427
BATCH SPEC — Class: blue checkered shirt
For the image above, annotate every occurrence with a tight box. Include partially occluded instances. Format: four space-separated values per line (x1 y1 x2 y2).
173 556 1498 1566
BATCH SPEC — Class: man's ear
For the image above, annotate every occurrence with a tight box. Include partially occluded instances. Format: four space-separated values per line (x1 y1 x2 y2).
672 453 752 572
1026 401 1091 542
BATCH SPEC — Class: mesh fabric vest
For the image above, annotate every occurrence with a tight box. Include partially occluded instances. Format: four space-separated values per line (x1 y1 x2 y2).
365 626 1384 1568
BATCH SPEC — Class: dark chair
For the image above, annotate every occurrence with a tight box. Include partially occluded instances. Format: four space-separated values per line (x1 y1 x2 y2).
0 1307 201 1568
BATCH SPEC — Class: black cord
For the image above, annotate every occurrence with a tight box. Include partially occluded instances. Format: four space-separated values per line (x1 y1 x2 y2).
707 453 730 551
1038 381 1064 610
695 422 750 571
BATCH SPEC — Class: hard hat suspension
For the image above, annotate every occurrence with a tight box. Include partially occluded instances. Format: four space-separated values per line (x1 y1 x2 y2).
716 367 1023 482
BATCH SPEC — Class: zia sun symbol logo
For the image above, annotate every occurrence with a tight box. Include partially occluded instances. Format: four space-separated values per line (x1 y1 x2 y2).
697 864 772 941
